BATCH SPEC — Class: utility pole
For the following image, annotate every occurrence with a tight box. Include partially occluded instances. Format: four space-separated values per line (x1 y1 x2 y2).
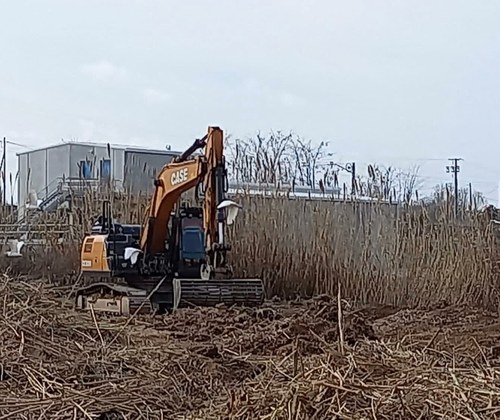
498 180 500 209
2 137 5 206
349 162 356 196
332 161 356 197
446 158 462 216
468 182 473 211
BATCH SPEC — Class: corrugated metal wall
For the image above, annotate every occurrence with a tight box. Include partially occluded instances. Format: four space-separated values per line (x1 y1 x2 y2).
17 144 71 220
47 146 71 188
123 151 178 194
17 153 29 211
18 145 71 203
69 143 110 178
17 145 182 217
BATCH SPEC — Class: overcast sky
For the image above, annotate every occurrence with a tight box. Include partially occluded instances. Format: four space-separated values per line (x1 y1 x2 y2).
1 1 499 203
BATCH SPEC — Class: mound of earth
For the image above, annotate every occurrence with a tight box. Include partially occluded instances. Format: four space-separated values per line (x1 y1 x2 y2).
158 294 377 357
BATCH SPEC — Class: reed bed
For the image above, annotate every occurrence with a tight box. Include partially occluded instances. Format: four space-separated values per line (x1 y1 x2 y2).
229 195 498 309
1 188 498 310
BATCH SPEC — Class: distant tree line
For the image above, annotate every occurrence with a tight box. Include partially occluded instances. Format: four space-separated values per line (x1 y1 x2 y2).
225 131 428 205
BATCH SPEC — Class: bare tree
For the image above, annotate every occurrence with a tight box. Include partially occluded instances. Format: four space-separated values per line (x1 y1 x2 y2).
353 163 422 203
396 164 422 204
355 164 399 200
225 131 297 185
428 183 487 210
226 131 336 191
226 131 428 203
291 137 338 190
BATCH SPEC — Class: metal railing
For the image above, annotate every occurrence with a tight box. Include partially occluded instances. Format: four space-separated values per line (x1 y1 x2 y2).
38 177 103 211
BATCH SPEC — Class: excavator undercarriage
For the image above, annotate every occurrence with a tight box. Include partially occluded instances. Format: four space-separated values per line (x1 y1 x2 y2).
74 126 265 316
75 277 265 316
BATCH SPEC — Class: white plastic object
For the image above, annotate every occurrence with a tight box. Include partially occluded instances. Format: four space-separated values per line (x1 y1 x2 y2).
124 247 142 265
217 200 242 226
5 239 25 257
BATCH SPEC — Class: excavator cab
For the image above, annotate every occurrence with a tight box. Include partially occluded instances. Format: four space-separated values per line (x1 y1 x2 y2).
172 204 207 278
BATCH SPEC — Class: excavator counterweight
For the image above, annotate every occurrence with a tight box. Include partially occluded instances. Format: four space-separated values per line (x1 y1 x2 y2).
74 126 265 315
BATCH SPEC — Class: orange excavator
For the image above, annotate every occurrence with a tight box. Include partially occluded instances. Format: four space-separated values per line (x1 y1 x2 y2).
75 126 264 315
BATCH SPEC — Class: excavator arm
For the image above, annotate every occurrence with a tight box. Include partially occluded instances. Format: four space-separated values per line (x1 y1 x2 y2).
140 157 204 253
139 126 231 278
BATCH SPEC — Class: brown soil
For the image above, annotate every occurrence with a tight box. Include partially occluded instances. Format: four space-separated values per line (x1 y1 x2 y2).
1 278 500 419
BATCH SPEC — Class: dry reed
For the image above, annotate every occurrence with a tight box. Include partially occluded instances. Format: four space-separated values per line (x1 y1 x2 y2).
229 195 497 309
1 277 500 419
0 187 497 310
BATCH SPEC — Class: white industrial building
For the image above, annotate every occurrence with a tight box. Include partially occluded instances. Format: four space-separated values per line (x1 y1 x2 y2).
17 141 180 219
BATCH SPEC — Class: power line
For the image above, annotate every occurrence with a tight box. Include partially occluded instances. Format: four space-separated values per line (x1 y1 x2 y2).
6 140 31 149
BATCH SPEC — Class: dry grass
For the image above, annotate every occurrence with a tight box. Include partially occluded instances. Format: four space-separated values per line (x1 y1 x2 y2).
2 277 500 419
1 188 498 310
229 195 498 309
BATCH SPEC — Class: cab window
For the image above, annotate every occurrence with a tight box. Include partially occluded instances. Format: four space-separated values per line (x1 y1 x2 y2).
181 228 204 259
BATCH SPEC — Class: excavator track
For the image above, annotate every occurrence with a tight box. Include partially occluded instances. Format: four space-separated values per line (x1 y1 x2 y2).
75 277 264 316
174 279 265 308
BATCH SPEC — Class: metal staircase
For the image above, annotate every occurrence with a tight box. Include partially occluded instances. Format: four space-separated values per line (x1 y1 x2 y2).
0 177 101 248
38 177 101 212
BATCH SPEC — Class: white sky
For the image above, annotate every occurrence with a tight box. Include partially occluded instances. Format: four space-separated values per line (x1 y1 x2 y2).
1 0 499 203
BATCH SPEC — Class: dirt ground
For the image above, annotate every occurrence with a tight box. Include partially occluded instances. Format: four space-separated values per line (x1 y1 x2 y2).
1 278 500 419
